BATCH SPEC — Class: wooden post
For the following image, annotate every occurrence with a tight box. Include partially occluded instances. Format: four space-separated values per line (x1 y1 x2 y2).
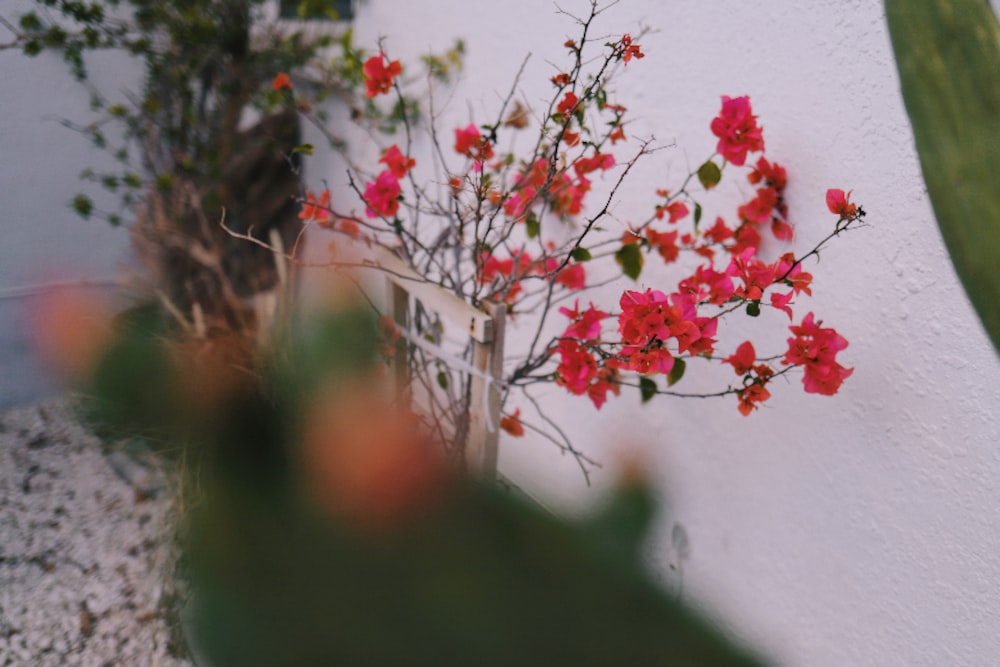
370 247 504 480
389 281 410 401
466 300 505 481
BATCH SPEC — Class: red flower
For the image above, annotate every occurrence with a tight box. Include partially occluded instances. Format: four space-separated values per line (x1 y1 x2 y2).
364 171 402 218
748 157 786 191
646 228 679 264
299 190 332 225
739 187 778 225
770 291 794 320
454 123 495 167
703 216 734 244
272 72 293 91
587 367 621 409
783 312 853 395
558 91 579 115
826 188 857 217
546 259 586 290
724 341 757 375
363 52 402 98
573 151 615 177
710 95 765 166
730 247 777 301
554 339 599 395
379 145 415 179
500 409 525 437
338 219 361 237
655 197 689 224
737 383 771 416
620 34 644 64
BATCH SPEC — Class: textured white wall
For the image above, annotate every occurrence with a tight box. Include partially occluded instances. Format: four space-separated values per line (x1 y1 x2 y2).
2 0 999 664
0 0 136 406
333 1 1000 665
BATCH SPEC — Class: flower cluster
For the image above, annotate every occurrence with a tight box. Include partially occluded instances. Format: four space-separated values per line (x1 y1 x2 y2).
783 313 854 396
287 22 863 459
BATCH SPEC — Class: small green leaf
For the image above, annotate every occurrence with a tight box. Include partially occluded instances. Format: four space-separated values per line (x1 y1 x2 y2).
697 160 722 190
155 173 173 192
291 143 315 156
525 213 540 239
693 202 702 228
667 357 686 387
72 194 93 219
571 247 592 262
746 301 761 317
639 377 657 403
436 371 448 390
615 243 643 280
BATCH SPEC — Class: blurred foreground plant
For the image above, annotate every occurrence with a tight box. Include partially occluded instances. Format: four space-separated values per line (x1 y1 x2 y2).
65 288 767 666
885 0 1000 354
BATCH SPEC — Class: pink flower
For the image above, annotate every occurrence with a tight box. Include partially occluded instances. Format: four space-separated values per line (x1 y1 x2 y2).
559 301 608 341
554 339 598 395
364 171 402 218
710 95 765 166
826 188 857 217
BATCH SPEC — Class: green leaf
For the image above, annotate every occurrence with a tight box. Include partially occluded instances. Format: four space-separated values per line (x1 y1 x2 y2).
697 160 721 190
639 377 657 403
667 357 686 387
746 301 761 317
571 247 592 262
72 193 93 219
155 173 173 192
525 213 540 239
693 202 702 229
291 143 315 156
615 243 643 281
885 0 1000 354
436 371 448 390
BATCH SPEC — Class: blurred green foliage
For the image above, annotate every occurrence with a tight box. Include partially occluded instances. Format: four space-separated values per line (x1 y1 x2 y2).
885 0 1000 354
81 301 768 666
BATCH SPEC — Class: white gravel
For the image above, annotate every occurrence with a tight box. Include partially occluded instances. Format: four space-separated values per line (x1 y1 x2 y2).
0 398 193 667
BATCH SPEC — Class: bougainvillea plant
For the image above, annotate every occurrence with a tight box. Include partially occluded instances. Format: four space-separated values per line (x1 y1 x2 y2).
263 2 867 480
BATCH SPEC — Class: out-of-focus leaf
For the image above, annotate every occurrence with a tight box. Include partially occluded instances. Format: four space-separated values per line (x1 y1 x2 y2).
885 0 1000 354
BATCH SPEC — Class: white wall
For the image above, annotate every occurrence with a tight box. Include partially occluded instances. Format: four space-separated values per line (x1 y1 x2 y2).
334 1 1000 665
3 0 999 664
0 0 136 406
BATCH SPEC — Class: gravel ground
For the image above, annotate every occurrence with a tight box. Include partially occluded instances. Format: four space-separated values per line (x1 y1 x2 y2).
0 398 193 667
